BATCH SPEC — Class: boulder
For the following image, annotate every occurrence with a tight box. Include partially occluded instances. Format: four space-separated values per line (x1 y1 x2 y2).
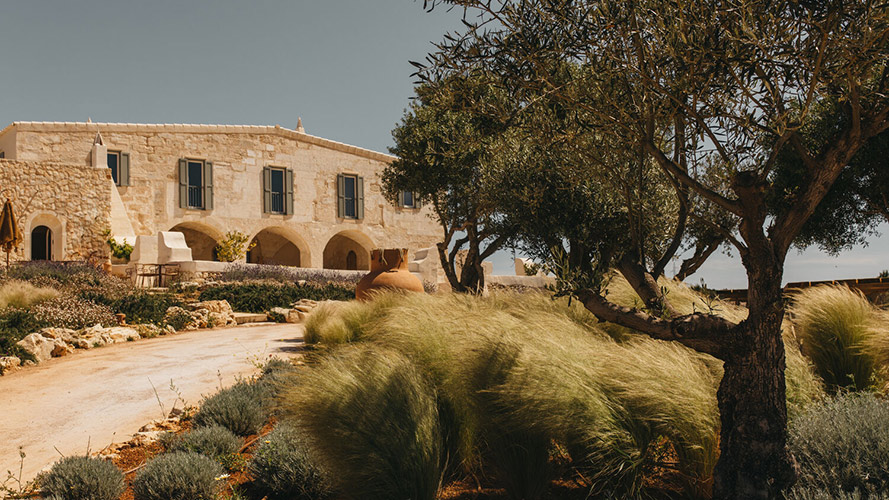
188 300 236 328
188 300 233 315
15 333 55 363
71 338 94 349
0 356 21 374
106 327 141 343
50 339 72 357
271 307 304 323
39 327 78 344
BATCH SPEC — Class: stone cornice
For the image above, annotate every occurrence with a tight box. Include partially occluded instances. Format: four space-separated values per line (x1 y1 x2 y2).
2 121 396 163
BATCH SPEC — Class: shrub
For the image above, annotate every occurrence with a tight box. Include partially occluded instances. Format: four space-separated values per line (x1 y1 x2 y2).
109 292 182 326
214 231 255 263
132 451 222 500
174 425 243 461
0 308 46 358
280 346 441 500
249 423 329 499
193 381 267 436
790 285 883 391
0 280 59 309
163 307 194 331
30 295 116 329
6 261 104 284
199 282 353 313
788 392 889 498
289 289 822 498
41 456 125 500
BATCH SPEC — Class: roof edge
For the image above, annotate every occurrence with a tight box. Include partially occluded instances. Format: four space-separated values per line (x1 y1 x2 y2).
6 121 396 163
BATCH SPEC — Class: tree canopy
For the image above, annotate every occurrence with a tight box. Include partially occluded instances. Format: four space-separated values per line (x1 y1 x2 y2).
413 1 889 497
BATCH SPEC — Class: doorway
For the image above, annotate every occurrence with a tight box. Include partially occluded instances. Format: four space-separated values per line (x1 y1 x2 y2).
31 225 52 261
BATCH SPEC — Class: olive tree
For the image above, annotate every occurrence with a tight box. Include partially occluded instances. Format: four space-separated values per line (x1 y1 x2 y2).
419 1 889 497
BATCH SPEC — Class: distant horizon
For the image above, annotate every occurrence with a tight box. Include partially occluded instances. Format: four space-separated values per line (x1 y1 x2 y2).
1 0 885 289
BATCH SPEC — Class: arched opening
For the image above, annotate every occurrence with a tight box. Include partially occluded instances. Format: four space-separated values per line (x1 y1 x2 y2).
27 213 64 261
169 222 222 261
246 226 310 267
31 226 52 261
323 230 374 270
346 251 357 270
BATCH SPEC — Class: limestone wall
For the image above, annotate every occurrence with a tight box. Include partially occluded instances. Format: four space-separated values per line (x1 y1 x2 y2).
0 159 112 262
6 122 440 269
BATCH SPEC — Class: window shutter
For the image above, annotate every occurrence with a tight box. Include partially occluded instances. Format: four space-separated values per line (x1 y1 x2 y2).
357 176 365 220
119 153 131 186
336 174 345 218
397 190 404 207
262 167 271 214
413 192 421 209
178 159 188 209
204 161 214 210
285 168 294 215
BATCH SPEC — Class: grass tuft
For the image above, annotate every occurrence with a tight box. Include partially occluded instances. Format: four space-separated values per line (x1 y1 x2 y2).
790 285 884 391
0 280 59 310
280 345 442 500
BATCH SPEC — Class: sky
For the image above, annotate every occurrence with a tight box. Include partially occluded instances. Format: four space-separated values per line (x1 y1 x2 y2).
1 0 886 289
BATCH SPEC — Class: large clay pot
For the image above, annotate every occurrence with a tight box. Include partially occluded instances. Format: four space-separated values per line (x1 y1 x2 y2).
355 248 424 301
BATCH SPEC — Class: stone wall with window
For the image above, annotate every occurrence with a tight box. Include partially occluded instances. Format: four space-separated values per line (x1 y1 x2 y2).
0 159 112 263
0 122 439 270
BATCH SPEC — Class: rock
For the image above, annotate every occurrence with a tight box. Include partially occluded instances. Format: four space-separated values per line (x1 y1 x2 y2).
130 431 164 447
72 338 94 349
39 327 78 344
50 339 71 357
292 305 314 313
15 333 55 362
188 300 233 315
0 356 22 374
106 327 141 343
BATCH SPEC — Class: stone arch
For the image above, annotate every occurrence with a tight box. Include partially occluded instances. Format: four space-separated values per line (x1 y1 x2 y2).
246 226 311 267
26 213 64 261
323 230 374 270
169 222 223 261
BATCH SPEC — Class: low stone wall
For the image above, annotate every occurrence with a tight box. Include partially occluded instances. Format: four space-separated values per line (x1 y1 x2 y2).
0 159 112 263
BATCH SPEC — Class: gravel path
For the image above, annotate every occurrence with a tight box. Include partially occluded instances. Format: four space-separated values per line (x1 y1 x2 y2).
0 323 303 487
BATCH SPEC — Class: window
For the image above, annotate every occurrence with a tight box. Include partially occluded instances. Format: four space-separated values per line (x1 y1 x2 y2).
337 173 364 219
263 166 294 215
0 151 5 159
178 159 214 210
398 190 419 208
107 151 130 186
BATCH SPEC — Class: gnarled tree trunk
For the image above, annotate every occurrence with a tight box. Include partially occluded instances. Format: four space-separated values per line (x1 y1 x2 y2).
712 257 796 499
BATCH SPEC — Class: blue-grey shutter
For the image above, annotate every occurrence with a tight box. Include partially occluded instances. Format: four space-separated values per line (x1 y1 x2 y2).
285 168 294 215
178 159 188 209
262 167 271 214
357 176 365 220
119 153 131 186
204 161 214 210
337 174 345 218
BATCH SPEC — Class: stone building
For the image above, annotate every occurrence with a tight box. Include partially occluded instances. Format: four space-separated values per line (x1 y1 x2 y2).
0 120 439 270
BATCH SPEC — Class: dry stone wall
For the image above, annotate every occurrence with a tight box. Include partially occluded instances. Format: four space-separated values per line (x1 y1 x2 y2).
0 159 111 262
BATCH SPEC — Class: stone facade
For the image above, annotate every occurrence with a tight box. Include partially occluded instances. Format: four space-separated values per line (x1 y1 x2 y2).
0 159 111 262
0 121 439 269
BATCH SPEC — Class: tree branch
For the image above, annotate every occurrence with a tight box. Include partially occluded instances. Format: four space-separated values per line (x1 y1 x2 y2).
577 289 735 358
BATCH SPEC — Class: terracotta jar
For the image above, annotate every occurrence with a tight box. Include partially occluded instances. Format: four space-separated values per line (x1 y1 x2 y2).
355 248 424 301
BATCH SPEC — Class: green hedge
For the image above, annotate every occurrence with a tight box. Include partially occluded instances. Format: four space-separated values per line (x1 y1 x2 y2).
198 283 353 313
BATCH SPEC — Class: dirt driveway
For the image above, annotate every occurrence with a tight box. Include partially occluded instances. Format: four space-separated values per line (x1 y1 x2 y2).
0 323 303 486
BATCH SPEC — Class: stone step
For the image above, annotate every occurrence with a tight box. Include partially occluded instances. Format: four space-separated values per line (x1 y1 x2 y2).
233 312 268 325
